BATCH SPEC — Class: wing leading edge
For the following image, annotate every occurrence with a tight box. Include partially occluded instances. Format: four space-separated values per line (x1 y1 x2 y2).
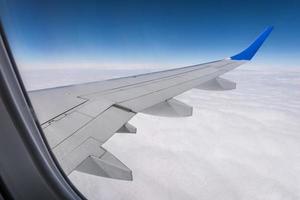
28 27 273 180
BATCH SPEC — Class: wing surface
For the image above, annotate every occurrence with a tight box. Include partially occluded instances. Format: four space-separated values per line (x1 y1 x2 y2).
28 26 273 180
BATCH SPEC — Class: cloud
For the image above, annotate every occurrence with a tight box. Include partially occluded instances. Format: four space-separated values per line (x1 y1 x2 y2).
66 69 300 200
22 66 300 199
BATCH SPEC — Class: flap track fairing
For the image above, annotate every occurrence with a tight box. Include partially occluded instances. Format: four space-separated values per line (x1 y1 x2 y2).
196 77 236 91
141 98 192 117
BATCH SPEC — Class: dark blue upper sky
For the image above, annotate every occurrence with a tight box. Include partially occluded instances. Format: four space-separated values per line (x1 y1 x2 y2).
1 0 300 69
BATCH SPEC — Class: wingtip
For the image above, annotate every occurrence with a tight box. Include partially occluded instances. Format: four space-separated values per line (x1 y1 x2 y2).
230 26 273 61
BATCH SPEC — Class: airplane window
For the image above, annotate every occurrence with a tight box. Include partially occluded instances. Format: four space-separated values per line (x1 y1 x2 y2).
1 1 300 200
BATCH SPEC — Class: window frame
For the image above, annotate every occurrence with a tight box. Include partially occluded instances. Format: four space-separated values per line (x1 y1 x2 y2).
0 21 85 200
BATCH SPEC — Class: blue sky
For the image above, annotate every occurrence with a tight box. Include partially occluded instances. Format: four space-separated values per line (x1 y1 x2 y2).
1 0 300 69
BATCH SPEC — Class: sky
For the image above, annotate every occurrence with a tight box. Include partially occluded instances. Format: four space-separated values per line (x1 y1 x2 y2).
1 2 299 199
1 0 300 70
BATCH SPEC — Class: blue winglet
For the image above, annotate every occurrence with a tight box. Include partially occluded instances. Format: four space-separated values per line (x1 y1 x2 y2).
230 26 273 60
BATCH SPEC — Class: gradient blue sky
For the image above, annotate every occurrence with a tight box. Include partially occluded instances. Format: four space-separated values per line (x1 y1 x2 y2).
1 0 300 70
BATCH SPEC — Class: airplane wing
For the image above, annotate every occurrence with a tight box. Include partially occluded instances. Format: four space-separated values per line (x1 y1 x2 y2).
28 26 273 181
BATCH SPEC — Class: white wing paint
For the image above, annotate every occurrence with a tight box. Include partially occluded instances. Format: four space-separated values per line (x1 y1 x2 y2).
28 26 273 180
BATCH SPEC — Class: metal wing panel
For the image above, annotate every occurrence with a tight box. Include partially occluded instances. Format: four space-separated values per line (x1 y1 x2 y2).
72 60 222 96
29 89 87 124
27 60 231 122
27 26 273 180
27 60 235 124
116 60 244 111
31 60 244 178
81 60 233 102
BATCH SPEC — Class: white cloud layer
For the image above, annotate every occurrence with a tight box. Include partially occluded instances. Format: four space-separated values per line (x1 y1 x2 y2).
25 68 300 200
